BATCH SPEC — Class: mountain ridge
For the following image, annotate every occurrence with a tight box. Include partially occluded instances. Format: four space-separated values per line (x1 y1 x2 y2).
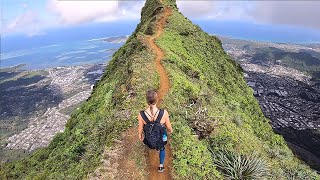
1 0 319 179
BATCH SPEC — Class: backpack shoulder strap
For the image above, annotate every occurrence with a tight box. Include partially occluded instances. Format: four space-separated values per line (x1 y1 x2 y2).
155 109 164 123
140 111 151 124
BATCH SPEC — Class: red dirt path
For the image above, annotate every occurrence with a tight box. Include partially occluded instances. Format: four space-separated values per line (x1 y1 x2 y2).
90 3 174 180
145 5 173 180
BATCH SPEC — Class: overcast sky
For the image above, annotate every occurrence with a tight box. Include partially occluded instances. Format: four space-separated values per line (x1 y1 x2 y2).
2 0 320 37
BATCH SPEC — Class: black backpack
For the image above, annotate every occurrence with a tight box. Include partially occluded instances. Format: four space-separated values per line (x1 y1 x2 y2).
140 109 165 149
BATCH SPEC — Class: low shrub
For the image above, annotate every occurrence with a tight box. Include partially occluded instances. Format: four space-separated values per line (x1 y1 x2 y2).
209 149 270 180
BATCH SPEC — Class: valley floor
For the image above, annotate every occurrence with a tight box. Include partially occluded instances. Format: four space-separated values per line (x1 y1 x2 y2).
0 64 105 162
223 38 320 171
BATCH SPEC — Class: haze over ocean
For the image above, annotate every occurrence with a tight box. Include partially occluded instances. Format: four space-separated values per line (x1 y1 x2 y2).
195 20 320 44
2 20 320 70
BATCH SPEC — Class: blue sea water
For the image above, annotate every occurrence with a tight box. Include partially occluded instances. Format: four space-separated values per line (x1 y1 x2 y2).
1 20 320 70
1 38 125 70
194 20 320 44
0 21 137 70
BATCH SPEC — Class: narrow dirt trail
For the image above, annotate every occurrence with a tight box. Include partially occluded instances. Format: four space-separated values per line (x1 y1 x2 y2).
90 3 174 180
145 6 173 180
147 7 171 107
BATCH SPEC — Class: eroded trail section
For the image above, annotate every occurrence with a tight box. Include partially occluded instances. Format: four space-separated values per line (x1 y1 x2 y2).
147 7 171 107
146 6 173 180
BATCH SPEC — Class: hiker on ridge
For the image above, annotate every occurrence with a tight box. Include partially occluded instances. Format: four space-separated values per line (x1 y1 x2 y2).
138 89 173 172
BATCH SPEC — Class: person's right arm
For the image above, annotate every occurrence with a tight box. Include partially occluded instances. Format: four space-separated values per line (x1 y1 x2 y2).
138 113 144 141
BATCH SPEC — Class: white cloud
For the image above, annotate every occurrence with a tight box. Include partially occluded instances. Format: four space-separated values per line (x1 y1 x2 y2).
176 1 216 18
177 0 320 29
22 3 28 9
47 0 144 25
2 0 144 36
2 10 45 37
5 11 37 31
4 0 319 37
177 1 252 21
250 1 320 29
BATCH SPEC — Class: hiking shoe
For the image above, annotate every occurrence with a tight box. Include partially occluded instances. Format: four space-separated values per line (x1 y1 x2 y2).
158 166 165 172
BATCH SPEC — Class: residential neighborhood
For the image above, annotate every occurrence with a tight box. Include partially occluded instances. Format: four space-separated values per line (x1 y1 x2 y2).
222 38 320 131
5 64 105 151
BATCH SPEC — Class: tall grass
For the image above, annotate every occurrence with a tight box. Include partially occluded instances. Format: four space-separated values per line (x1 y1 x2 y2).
210 149 270 180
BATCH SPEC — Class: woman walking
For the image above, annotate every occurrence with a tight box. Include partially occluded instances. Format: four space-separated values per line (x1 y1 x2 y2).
138 90 173 172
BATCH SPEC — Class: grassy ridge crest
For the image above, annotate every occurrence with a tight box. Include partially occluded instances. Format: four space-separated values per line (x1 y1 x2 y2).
0 0 162 179
1 0 319 179
156 1 320 179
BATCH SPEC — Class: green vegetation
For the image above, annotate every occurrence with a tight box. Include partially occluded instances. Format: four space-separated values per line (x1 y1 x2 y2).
210 149 269 179
0 64 26 73
1 0 319 179
252 47 320 79
0 0 160 178
0 69 58 163
156 2 320 179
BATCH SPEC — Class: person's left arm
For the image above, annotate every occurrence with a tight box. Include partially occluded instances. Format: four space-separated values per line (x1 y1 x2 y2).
164 110 173 134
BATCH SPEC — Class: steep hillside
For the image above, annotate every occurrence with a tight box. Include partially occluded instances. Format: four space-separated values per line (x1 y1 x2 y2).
156 1 319 179
1 0 319 179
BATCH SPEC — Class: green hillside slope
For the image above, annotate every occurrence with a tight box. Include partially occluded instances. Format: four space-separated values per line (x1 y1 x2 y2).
1 0 319 179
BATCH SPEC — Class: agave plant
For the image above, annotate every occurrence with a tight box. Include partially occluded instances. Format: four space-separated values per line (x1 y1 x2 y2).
210 149 270 180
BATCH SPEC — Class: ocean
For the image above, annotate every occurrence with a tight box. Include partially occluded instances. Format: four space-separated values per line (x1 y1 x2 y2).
1 20 320 70
0 21 137 70
1 37 124 70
